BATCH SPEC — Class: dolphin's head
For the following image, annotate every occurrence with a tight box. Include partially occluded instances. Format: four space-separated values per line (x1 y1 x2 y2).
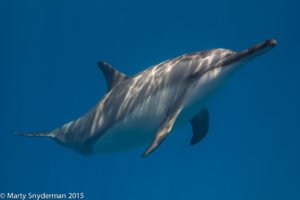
188 39 277 101
191 39 277 80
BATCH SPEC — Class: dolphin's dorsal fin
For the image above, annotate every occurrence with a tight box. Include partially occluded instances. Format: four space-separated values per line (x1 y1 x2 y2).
97 62 131 92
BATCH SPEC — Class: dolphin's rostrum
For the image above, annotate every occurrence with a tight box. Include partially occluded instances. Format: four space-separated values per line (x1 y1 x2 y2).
14 39 277 157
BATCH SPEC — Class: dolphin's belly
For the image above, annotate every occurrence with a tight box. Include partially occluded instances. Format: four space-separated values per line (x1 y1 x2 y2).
174 66 237 129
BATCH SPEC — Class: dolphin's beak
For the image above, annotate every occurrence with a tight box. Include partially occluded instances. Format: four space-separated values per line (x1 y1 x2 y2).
238 38 276 58
262 39 277 48
188 39 277 79
222 39 277 67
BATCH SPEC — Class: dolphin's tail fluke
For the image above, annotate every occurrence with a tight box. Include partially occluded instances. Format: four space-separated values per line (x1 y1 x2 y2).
12 131 55 138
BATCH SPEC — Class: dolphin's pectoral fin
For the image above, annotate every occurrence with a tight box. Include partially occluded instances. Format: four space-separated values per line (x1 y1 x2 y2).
142 106 183 157
97 61 131 92
190 108 209 145
142 88 190 157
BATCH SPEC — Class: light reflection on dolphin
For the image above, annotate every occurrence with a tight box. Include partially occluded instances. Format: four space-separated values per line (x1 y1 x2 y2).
14 39 277 157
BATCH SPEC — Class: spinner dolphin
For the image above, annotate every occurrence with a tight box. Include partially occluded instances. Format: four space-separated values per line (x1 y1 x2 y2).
14 39 277 157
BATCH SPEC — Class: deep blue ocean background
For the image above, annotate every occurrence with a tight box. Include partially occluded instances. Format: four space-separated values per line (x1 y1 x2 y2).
1 0 299 199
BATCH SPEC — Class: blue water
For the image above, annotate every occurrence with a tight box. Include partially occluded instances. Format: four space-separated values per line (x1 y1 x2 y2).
1 0 299 199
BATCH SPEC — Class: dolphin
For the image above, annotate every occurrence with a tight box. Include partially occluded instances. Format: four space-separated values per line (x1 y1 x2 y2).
14 39 277 157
